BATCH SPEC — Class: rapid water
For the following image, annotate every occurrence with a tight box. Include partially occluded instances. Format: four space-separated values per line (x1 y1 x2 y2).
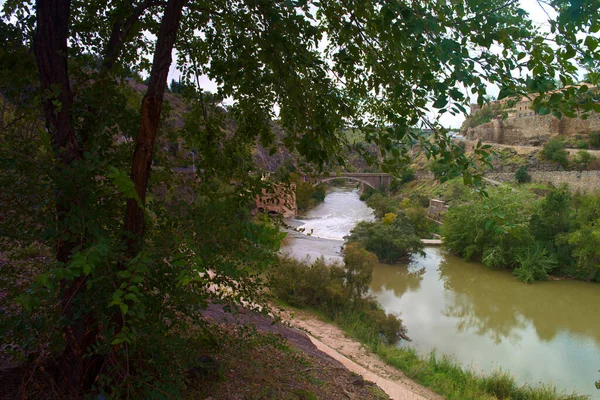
282 187 600 398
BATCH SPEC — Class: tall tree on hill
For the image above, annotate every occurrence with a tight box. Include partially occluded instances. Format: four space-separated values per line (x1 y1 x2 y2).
3 0 600 396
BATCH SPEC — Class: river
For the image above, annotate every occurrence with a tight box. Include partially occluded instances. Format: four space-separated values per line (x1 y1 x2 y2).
282 186 600 398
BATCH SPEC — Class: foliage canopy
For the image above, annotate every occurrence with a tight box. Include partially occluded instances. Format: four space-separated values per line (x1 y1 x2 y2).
2 0 600 396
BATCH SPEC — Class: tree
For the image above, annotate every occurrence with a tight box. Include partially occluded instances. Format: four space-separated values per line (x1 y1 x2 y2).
572 149 595 172
346 213 424 263
541 138 569 168
3 0 600 396
342 243 377 300
514 166 531 183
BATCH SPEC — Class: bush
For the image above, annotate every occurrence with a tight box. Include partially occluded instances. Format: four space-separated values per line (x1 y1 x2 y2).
290 173 326 210
572 149 595 172
400 167 415 183
429 158 461 180
359 187 378 201
514 166 531 183
590 131 600 149
342 243 378 299
529 185 573 271
270 253 404 344
541 138 569 168
399 198 437 238
442 188 538 272
366 192 399 219
346 212 424 263
513 244 557 283
311 183 327 202
564 192 600 281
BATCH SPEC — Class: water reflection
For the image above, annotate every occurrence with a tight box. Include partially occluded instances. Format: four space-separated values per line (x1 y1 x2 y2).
370 264 425 296
370 247 600 396
437 256 527 345
436 250 600 347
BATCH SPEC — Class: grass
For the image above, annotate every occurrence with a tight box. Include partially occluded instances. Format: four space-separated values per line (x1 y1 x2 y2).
280 302 588 400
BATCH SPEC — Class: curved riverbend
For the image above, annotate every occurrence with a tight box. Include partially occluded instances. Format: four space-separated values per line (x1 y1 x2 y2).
282 187 600 397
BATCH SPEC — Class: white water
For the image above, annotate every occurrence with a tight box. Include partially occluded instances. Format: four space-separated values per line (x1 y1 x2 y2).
293 187 375 240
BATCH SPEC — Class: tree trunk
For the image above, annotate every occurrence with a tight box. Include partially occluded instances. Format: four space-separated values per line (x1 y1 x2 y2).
124 0 186 254
34 1 97 397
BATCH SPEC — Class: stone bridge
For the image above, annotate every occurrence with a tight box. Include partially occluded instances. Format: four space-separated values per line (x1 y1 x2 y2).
310 173 392 190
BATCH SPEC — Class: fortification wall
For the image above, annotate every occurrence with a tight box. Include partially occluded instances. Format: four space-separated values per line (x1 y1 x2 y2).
466 113 600 146
485 171 600 193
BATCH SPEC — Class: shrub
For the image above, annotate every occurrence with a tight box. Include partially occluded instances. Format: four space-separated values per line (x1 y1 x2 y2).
429 158 461 180
270 256 344 311
541 138 569 168
399 199 437 238
513 244 557 283
346 212 424 263
514 166 531 183
564 192 600 281
590 131 600 149
290 173 325 210
400 167 415 184
342 243 378 299
572 149 595 172
270 253 404 344
442 188 537 272
529 185 573 271
366 192 399 219
311 183 327 202
359 187 378 201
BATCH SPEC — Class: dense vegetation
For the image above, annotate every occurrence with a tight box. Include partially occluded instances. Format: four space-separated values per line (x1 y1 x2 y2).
270 245 404 344
346 214 424 263
541 138 570 168
2 0 600 397
442 185 600 283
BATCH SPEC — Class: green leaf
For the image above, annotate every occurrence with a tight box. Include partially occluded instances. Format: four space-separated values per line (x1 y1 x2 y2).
585 36 598 52
35 273 51 287
432 96 448 109
108 166 143 208
124 293 138 302
117 270 133 279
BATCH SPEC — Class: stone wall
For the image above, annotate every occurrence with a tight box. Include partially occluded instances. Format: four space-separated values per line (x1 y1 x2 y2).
485 171 600 193
428 199 448 222
466 113 600 146
256 183 297 218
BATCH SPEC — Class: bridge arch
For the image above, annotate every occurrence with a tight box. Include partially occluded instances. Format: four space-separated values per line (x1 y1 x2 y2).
316 176 377 190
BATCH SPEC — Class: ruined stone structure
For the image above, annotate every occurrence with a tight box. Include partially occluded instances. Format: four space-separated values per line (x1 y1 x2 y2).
465 85 600 145
255 183 297 218
427 199 448 223
465 113 600 146
486 170 600 193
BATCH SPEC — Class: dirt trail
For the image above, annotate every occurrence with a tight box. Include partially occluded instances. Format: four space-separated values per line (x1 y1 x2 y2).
281 309 443 400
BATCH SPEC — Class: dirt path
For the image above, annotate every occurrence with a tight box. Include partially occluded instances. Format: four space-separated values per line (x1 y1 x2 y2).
281 309 443 400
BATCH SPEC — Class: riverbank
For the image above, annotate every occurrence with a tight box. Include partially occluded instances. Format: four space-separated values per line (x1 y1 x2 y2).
278 302 588 400
281 187 599 397
280 305 441 400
